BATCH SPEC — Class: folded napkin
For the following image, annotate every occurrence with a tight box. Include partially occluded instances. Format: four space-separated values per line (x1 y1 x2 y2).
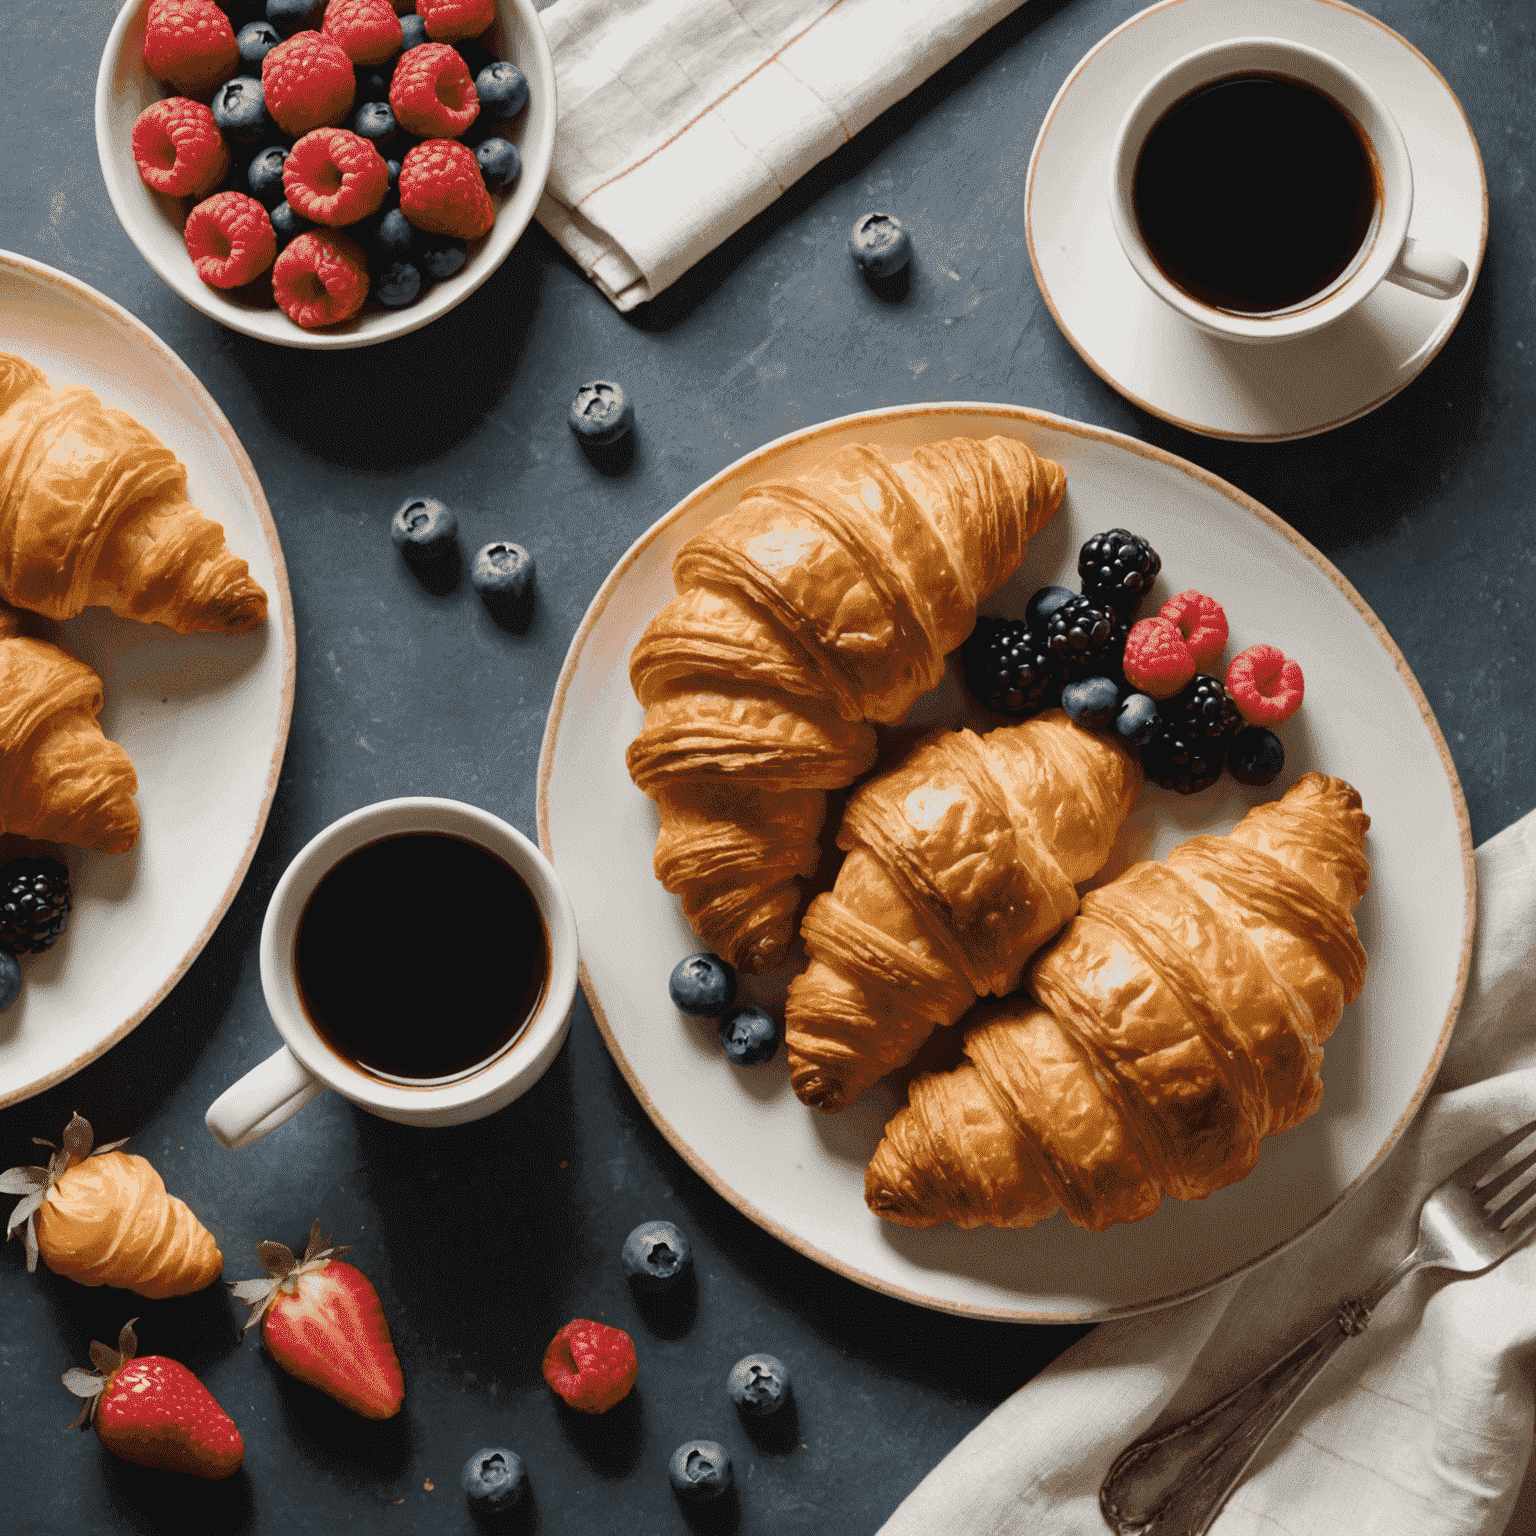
534 0 1026 311
880 808 1536 1536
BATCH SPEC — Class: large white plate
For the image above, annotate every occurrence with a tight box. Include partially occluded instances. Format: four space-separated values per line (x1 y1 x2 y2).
538 404 1473 1321
0 251 294 1106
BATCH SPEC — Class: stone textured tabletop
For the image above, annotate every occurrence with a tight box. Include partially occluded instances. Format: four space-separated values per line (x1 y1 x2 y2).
1 0 1532 1532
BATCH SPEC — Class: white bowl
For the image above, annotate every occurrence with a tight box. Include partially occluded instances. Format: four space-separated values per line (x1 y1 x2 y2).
94 0 556 349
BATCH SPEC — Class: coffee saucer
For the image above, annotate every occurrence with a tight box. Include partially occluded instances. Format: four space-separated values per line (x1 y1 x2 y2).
1025 0 1486 441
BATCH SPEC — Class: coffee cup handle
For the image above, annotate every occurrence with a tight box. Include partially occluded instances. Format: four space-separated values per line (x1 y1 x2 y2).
205 1046 326 1150
1386 236 1469 300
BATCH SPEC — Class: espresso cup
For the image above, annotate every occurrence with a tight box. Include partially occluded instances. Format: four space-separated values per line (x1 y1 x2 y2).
205 797 578 1150
1108 37 1469 343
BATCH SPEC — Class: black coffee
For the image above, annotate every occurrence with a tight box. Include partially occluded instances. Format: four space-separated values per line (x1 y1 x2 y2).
295 832 548 1087
1132 73 1378 315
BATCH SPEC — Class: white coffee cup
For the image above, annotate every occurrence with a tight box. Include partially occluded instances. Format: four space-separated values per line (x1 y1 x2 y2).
205 797 578 1150
1108 37 1469 344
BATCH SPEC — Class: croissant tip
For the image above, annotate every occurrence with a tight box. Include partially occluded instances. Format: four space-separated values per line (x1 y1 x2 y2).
792 1075 847 1114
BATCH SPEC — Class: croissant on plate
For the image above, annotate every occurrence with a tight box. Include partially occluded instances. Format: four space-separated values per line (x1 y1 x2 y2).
785 710 1141 1112
0 352 266 635
866 773 1370 1232
626 434 1065 973
0 601 138 853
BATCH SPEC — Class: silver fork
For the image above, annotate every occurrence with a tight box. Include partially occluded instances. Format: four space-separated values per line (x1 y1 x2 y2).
1099 1116 1536 1536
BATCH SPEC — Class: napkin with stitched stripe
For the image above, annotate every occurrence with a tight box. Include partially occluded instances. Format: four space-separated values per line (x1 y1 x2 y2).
878 807 1536 1536
533 0 1027 311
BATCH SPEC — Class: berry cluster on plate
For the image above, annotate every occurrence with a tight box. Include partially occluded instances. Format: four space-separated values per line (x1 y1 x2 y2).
0 858 71 1013
130 0 531 329
961 528 1303 794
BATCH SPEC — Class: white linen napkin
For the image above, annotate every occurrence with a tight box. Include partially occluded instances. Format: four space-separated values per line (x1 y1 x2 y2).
533 0 1027 311
879 808 1536 1536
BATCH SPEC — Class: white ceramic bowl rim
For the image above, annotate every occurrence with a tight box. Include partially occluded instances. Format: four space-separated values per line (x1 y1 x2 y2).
1108 35 1413 341
259 797 579 1115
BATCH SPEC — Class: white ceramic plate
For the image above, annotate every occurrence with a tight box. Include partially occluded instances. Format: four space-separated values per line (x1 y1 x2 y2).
0 251 294 1107
539 403 1473 1322
1026 0 1487 440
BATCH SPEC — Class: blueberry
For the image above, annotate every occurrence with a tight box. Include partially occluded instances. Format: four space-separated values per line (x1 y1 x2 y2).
211 77 271 142
475 136 521 193
355 61 396 103
385 157 402 196
476 61 529 121
236 19 280 69
374 260 422 308
1115 692 1160 745
568 380 634 447
1025 584 1076 633
1061 675 1121 728
462 1447 526 1515
266 0 321 35
269 199 310 250
391 496 458 567
669 1441 732 1504
419 234 467 280
719 1005 778 1066
0 951 20 1013
848 211 912 279
471 542 535 613
245 144 288 207
1228 726 1285 786
727 1353 790 1418
350 99 397 149
399 12 427 49
668 952 736 1017
621 1219 692 1293
369 207 417 263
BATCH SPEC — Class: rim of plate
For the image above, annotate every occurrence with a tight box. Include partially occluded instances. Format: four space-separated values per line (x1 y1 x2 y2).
536 401 1475 1322
1024 0 1490 443
0 248 297 1108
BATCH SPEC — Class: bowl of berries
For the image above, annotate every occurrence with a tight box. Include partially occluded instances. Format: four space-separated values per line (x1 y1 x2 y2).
95 0 556 347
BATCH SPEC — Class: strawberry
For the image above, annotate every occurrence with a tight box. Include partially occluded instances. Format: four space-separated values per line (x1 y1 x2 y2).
231 1219 403 1419
62 1319 243 1479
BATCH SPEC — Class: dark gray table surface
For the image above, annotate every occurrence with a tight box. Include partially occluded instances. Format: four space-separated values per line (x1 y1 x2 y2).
1 0 1531 1532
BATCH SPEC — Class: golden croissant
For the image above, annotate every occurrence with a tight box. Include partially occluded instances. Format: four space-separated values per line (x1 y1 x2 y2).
866 773 1370 1232
0 352 266 634
2 1113 222 1297
786 710 1141 1112
0 601 138 853
626 434 1065 973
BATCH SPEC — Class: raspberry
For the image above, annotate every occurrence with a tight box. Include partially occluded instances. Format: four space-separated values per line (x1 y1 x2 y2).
131 97 231 197
272 229 369 326
1225 644 1305 727
1123 616 1195 700
417 0 495 43
399 139 493 238
143 0 240 98
1158 590 1229 669
322 0 403 65
390 44 479 139
262 30 356 135
283 127 389 225
183 191 277 287
542 1320 637 1415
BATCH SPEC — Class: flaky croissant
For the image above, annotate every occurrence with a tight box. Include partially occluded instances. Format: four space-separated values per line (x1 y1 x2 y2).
866 773 1370 1232
786 710 1141 1112
626 434 1065 973
0 353 266 635
0 602 138 853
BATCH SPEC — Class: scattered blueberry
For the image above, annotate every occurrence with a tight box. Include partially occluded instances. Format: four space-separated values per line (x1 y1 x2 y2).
212 77 271 141
848 211 912 279
269 199 310 251
727 1353 790 1418
669 1441 732 1505
419 234 468 280
1115 692 1160 745
0 951 20 1013
1025 584 1076 633
350 99 397 149
476 61 529 120
621 1220 692 1293
368 207 416 264
462 1447 526 1516
1061 675 1121 728
475 136 521 193
720 1005 778 1066
399 12 427 49
391 496 458 569
355 60 395 103
471 542 535 613
568 381 634 447
668 952 736 1017
265 0 321 35
1227 725 1285 786
236 19 280 69
245 145 288 207
374 260 422 309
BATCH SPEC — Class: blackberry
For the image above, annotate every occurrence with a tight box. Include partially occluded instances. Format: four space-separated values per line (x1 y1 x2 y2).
1078 529 1161 616
1043 595 1119 679
961 616 1063 716
1140 723 1224 795
0 858 71 954
1168 673 1242 742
